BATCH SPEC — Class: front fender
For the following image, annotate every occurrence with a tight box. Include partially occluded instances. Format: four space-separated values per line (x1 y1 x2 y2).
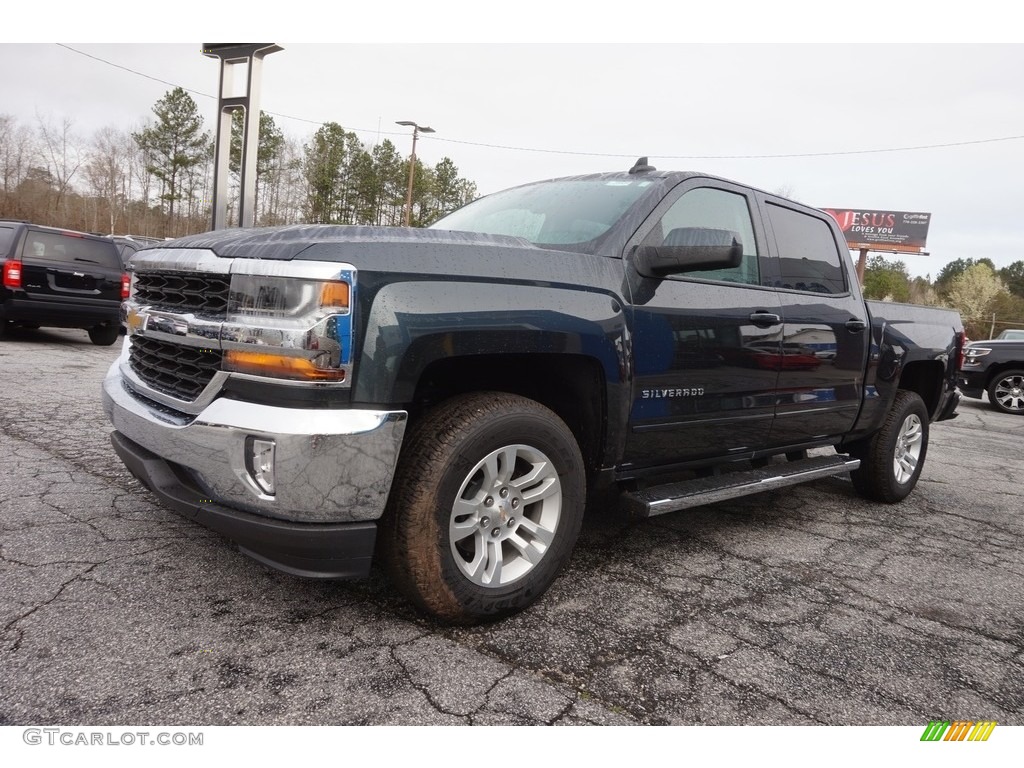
354 279 628 405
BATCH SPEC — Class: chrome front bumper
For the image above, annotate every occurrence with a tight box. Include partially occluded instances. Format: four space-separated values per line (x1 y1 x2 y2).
102 357 407 524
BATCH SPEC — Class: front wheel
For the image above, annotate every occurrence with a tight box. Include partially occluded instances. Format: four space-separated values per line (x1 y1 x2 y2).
379 392 585 624
987 370 1024 415
849 390 929 503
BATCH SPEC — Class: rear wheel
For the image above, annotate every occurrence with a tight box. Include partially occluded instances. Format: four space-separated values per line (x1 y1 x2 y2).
849 390 929 503
379 392 585 624
987 370 1024 415
88 324 120 346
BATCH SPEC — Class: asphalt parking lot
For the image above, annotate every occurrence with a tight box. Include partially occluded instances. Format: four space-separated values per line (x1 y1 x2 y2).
1 327 1022 726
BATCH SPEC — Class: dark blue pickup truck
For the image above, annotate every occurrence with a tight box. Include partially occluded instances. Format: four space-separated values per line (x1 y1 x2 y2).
102 161 964 623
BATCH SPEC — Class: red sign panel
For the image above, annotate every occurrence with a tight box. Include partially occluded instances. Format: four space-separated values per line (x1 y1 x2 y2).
821 208 931 251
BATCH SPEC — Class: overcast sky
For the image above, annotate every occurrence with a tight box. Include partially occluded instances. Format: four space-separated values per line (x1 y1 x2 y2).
2 36 1021 279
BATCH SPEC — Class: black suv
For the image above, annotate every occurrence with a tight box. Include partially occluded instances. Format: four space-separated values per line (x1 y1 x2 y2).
959 338 1024 415
111 235 164 267
1 221 126 345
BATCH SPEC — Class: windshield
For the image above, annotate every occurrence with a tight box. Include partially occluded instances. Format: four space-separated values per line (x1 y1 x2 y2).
998 329 1024 340
430 179 655 248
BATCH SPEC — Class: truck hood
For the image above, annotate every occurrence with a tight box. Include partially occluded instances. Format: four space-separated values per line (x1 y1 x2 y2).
161 225 538 261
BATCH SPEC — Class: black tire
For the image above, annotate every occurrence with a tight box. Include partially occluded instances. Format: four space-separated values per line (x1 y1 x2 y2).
0 319 7 340
88 324 120 346
848 390 929 503
987 370 1024 415
379 392 586 624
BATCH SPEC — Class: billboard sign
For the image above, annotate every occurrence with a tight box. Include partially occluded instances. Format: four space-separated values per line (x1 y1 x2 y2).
821 208 931 251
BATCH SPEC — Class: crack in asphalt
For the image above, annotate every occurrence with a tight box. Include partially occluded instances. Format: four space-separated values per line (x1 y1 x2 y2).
704 667 828 724
546 696 577 726
466 668 517 725
387 644 472 723
2 542 180 653
0 422 138 495
3 566 99 653
836 578 1024 652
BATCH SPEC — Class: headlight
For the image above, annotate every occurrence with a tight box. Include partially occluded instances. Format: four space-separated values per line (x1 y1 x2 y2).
222 275 353 382
963 347 991 365
227 275 349 320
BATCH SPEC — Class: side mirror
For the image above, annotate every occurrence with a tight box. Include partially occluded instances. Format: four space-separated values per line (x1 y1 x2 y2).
634 227 744 277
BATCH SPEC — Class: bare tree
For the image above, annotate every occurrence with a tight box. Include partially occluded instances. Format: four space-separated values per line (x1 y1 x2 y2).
273 137 306 225
0 115 37 207
130 142 155 236
36 113 82 221
83 126 130 234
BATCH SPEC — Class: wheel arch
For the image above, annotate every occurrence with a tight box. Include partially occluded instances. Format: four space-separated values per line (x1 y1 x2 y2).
406 352 611 473
984 361 1024 390
897 360 945 419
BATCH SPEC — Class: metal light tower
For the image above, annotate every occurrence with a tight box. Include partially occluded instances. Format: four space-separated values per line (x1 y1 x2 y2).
396 121 435 227
203 43 282 230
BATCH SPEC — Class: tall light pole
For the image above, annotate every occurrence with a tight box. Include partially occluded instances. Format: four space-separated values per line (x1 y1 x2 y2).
396 120 435 227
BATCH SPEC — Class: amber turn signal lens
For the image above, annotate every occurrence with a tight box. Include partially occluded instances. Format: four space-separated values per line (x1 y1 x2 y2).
319 281 350 309
224 350 346 381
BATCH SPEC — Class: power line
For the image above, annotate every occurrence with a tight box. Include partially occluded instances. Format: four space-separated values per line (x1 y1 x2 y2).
424 133 1024 160
56 44 1024 161
55 44 406 139
56 44 216 101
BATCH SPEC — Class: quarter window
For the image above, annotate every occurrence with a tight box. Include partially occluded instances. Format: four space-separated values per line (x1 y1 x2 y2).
0 225 15 254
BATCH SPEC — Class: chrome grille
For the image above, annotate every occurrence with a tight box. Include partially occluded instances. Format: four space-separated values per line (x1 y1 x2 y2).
134 272 230 314
129 336 222 401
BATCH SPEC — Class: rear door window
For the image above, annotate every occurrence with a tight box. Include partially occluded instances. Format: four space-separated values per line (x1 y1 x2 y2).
765 204 847 294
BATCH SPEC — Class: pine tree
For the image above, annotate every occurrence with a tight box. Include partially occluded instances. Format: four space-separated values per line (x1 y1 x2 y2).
132 88 210 236
371 139 404 226
428 157 477 224
229 110 285 223
862 255 911 302
999 261 1024 299
303 122 351 224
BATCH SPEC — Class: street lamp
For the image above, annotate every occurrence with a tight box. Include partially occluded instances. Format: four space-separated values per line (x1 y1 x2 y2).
396 120 435 227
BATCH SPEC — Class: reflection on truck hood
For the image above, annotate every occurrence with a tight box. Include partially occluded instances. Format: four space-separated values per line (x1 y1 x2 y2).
154 225 536 261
